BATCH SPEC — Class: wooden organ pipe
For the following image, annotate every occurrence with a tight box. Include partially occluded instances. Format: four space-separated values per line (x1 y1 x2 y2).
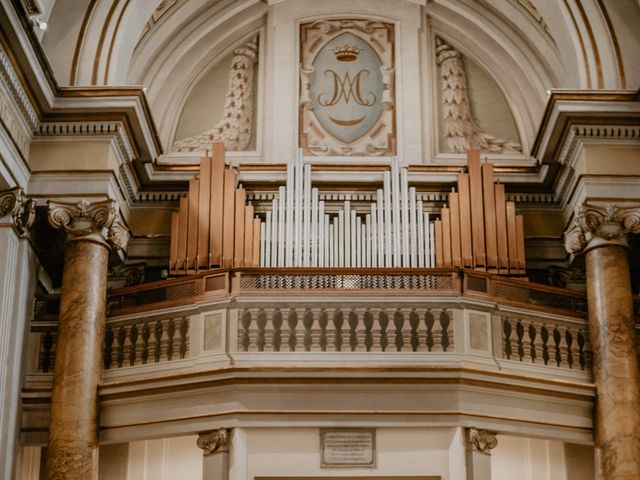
169 142 262 274
435 149 527 275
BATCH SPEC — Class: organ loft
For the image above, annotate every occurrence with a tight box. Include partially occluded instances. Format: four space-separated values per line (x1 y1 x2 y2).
0 2 639 480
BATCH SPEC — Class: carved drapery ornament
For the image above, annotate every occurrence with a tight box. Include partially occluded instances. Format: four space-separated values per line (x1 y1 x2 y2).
436 37 522 154
465 427 497 454
197 428 230 455
564 203 640 255
48 199 129 250
0 187 36 236
172 37 258 153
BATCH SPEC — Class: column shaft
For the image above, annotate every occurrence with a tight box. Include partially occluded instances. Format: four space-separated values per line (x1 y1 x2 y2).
46 240 109 479
585 245 640 480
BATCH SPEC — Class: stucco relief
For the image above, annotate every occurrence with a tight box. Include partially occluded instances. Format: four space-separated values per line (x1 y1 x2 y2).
172 37 258 153
436 37 522 154
300 19 395 156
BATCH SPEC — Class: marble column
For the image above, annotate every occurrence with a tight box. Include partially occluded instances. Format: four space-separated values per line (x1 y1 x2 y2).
197 428 231 480
565 203 640 480
45 200 128 480
464 427 497 480
0 188 35 480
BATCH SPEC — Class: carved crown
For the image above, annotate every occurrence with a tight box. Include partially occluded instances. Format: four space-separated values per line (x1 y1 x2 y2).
332 45 360 62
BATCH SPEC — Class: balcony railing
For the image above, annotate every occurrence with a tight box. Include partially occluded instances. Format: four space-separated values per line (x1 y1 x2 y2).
33 268 588 319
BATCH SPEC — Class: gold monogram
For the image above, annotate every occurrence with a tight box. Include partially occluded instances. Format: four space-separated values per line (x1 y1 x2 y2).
317 69 377 107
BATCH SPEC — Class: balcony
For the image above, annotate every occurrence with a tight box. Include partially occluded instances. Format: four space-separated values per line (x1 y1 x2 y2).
23 269 599 445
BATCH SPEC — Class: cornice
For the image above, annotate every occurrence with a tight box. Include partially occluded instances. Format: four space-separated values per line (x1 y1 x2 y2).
531 89 640 165
552 124 640 208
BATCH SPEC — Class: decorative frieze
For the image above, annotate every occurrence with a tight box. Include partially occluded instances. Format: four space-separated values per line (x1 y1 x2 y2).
48 199 129 250
0 187 35 236
564 203 640 254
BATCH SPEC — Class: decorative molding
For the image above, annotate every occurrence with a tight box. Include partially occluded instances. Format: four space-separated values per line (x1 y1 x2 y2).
464 427 498 454
47 199 129 250
0 187 35 236
564 203 640 254
172 37 259 153
299 19 395 156
36 121 140 203
435 37 521 155
0 43 39 131
196 428 230 455
554 125 640 205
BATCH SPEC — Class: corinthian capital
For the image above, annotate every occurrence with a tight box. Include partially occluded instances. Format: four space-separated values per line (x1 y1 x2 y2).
197 428 230 455
48 199 128 250
564 203 640 255
0 187 36 236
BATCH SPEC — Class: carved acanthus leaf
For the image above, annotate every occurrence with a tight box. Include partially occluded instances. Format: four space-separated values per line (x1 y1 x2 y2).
172 37 259 153
0 187 36 236
436 37 522 155
197 428 230 455
564 203 640 254
47 199 128 250
465 427 498 453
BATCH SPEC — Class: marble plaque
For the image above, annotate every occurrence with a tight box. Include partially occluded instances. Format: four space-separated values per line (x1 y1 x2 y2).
320 429 375 468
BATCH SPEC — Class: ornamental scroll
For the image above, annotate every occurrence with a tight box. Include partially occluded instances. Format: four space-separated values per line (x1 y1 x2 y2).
300 20 395 156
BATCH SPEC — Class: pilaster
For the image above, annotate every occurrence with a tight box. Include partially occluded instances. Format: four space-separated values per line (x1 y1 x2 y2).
464 427 497 480
0 187 36 479
197 428 231 480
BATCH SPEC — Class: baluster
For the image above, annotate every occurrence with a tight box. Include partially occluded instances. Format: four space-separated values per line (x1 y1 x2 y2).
287 309 298 351
410 309 419 352
154 320 163 363
241 311 252 352
334 309 344 352
503 319 512 360
348 310 358 351
179 317 189 359
303 308 313 352
541 325 550 365
364 310 374 352
530 322 541 364
103 326 113 370
115 326 126 367
272 309 282 352
425 310 435 352
41 331 54 373
379 310 389 352
394 309 404 352
578 329 586 370
553 326 562 367
129 324 138 366
516 320 525 362
141 322 150 364
318 308 328 352
565 328 574 369
257 309 267 352
440 310 451 352
167 319 176 361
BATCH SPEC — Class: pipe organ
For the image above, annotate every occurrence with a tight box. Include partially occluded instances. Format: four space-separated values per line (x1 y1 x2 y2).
169 144 525 275
434 150 526 274
258 152 435 268
169 143 261 274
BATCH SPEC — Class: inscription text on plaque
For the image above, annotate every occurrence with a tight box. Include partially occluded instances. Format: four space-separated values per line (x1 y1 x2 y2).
320 429 376 468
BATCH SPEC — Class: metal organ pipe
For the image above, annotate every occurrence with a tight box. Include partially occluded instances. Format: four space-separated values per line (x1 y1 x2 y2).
254 154 436 268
